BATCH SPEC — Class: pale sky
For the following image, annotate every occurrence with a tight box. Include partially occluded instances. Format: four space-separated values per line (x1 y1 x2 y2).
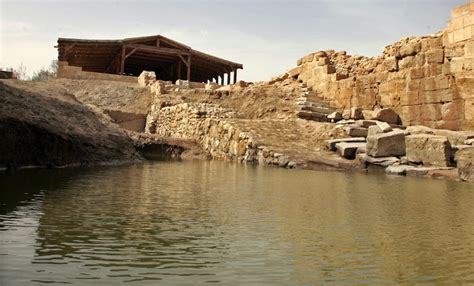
0 0 466 81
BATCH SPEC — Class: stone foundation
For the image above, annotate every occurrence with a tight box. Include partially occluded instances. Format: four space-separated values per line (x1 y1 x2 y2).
57 61 137 83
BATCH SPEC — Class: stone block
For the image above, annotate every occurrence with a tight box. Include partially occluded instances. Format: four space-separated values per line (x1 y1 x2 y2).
410 67 425 79
367 125 383 137
405 134 451 167
336 142 367 159
376 121 393 132
350 107 364 120
326 137 366 151
400 91 420 106
346 125 369 137
366 130 407 157
456 146 474 182
425 49 444 64
356 120 378 128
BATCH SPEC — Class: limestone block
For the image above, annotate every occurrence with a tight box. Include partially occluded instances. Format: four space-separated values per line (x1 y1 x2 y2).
175 79 190 89
405 134 451 167
138 71 156 87
421 37 443 51
410 67 425 79
441 100 464 121
346 125 369 137
288 66 302 78
376 121 393 132
367 125 383 137
336 142 367 159
326 137 366 151
366 130 407 157
419 90 453 104
400 91 420 106
399 56 416 69
205 82 219 91
370 108 400 124
356 120 378 128
425 64 443 77
457 147 474 180
383 57 398 72
400 42 421 57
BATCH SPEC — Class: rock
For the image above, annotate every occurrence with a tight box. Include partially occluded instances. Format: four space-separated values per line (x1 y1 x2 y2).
205 82 219 91
327 111 343 122
385 165 418 176
345 125 368 137
234 80 248 88
456 146 474 182
376 121 393 132
367 125 383 137
326 137 366 151
342 109 351 120
150 81 166 95
175 79 190 89
350 107 364 120
278 156 290 167
405 134 451 167
138 71 156 87
335 142 367 159
362 110 374 120
336 119 356 125
358 154 400 167
366 130 407 157
432 130 474 146
370 108 399 124
465 139 474 145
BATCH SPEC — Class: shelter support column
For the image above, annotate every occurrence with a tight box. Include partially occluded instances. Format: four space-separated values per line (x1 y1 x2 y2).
233 70 237 84
178 61 182 80
187 55 191 81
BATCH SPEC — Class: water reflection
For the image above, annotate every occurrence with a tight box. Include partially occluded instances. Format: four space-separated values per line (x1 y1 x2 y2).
1 161 473 285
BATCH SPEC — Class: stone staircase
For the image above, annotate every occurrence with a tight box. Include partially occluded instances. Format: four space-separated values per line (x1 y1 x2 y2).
295 84 336 122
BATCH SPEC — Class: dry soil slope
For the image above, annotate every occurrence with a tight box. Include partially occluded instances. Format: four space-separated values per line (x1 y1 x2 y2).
0 80 141 169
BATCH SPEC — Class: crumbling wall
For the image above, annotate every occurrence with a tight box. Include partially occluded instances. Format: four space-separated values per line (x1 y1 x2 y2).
289 1 474 130
57 61 137 83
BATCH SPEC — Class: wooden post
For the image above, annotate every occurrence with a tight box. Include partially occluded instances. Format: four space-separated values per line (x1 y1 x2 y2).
233 69 237 84
177 61 182 80
186 55 191 81
120 47 125 74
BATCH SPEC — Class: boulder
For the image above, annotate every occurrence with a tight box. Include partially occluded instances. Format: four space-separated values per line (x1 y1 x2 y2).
175 79 190 89
326 137 366 151
138 71 156 87
335 142 367 159
205 82 219 91
386 165 453 177
366 130 407 157
370 108 399 124
456 146 474 182
405 134 451 167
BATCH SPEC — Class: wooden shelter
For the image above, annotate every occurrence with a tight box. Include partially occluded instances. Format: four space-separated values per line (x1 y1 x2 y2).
56 35 243 84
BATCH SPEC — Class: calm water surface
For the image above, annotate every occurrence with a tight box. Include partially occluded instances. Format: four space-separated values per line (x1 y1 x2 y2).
0 161 473 285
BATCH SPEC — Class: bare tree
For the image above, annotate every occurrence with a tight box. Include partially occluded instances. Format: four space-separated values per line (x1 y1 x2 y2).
12 63 28 80
31 60 58 82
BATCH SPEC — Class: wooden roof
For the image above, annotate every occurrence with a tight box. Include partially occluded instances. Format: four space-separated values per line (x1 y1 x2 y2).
56 35 243 82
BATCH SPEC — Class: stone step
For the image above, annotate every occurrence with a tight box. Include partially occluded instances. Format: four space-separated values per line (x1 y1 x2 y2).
326 137 366 151
301 105 336 114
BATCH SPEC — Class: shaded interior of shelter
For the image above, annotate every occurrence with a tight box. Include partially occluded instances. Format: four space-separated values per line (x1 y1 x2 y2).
56 35 243 84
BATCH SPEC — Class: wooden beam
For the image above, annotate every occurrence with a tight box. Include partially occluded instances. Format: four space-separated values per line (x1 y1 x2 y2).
156 38 160 47
177 54 189 67
124 44 190 56
124 48 138 60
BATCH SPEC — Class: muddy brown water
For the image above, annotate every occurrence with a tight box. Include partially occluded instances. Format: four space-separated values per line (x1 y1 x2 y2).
1 161 473 285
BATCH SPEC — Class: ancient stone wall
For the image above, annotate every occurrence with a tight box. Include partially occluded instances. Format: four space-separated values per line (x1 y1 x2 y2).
289 1 474 131
57 61 137 83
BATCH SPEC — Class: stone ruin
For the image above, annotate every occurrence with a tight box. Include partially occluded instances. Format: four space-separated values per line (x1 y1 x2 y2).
284 0 474 131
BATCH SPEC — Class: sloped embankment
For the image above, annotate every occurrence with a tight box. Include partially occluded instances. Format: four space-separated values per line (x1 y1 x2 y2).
0 80 142 169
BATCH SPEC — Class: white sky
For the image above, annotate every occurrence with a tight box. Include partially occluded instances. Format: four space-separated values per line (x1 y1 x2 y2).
0 0 467 81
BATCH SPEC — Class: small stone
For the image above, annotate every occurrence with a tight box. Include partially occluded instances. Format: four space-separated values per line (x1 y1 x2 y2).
327 111 343 122
358 154 400 167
